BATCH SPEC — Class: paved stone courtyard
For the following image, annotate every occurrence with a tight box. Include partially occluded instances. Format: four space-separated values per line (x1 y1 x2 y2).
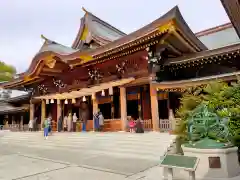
0 132 168 180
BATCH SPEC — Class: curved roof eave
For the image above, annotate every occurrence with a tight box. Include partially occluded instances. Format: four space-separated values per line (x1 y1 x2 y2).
89 6 207 57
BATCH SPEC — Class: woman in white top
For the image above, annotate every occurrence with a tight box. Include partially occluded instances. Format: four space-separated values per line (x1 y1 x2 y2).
72 113 78 132
28 119 34 131
63 116 68 132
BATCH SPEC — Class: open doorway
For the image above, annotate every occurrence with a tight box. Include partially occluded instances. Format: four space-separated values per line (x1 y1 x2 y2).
158 99 169 119
98 103 111 119
127 100 139 120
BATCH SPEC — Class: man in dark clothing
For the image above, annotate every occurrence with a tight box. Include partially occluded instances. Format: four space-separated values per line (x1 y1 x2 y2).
135 119 144 133
57 115 63 132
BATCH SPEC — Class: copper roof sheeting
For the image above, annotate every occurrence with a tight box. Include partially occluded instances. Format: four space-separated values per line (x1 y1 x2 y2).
152 71 240 89
165 42 240 65
72 7 126 49
221 0 240 38
195 23 233 37
90 6 207 57
0 102 29 114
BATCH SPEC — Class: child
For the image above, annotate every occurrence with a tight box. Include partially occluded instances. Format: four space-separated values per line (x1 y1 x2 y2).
129 117 135 133
43 118 49 139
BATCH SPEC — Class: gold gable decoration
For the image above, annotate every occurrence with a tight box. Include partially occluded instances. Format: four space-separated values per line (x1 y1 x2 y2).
80 27 89 41
44 56 56 69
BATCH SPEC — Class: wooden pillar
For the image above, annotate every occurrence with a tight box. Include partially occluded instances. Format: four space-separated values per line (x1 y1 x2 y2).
30 101 35 121
120 87 127 131
138 90 142 119
92 95 98 130
150 83 159 131
57 100 61 131
41 100 46 130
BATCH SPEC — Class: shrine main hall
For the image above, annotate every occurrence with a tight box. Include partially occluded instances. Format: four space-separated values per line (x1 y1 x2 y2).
2 1 240 132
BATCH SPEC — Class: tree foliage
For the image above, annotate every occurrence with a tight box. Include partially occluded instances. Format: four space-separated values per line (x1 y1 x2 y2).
175 79 240 146
0 61 16 82
0 61 16 99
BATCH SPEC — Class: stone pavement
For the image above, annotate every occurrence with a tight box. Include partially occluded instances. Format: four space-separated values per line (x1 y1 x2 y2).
0 132 169 180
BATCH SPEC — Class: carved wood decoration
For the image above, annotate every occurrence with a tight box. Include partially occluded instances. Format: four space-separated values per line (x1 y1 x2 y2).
38 84 48 95
88 68 103 84
146 46 167 81
52 78 66 89
115 60 127 78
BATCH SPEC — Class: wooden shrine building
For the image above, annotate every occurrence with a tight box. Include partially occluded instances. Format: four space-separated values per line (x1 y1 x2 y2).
0 94 31 131
1 2 240 131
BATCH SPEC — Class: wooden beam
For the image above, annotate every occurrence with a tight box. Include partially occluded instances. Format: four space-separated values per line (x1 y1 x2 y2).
42 67 62 73
171 30 197 53
164 41 182 56
39 72 61 77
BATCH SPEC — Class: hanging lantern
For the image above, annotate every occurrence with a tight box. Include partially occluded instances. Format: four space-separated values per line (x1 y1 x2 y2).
82 96 86 102
64 99 68 104
92 93 96 100
72 98 76 104
50 99 54 104
108 87 113 96
46 99 49 104
57 99 61 105
101 89 105 96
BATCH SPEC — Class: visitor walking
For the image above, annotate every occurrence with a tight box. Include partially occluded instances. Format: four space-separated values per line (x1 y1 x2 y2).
43 117 49 139
72 113 77 132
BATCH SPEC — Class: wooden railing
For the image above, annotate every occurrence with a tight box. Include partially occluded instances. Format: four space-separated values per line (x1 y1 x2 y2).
159 119 172 132
133 119 152 130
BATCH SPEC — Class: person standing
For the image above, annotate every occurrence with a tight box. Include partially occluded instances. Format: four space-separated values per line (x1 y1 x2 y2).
57 115 63 132
98 112 104 132
93 111 100 131
81 109 89 132
33 117 38 131
67 113 72 132
135 119 144 133
48 115 52 135
28 119 33 131
72 113 77 132
43 117 49 139
63 116 67 132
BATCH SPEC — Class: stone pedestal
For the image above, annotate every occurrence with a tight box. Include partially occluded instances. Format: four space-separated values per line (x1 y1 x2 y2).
181 146 240 180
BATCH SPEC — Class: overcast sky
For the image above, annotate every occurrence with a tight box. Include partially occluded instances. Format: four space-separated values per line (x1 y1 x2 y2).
0 0 230 73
